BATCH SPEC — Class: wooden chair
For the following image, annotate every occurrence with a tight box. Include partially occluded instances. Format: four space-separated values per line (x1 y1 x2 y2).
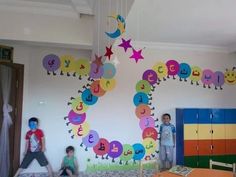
209 159 236 174
139 159 160 177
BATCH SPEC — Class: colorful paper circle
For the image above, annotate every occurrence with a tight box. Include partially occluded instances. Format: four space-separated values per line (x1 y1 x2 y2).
72 121 90 137
135 104 151 119
82 130 99 147
132 143 146 160
142 127 158 140
178 63 191 79
102 63 116 79
89 63 104 79
108 141 123 159
143 137 157 155
90 80 106 97
133 92 149 106
60 55 76 73
213 71 225 87
190 66 202 82
135 80 151 94
166 60 180 76
201 69 214 85
142 69 158 85
42 54 61 72
152 62 168 79
75 59 91 76
139 117 155 130
93 138 110 156
100 78 116 91
120 144 134 161
68 110 86 125
71 97 89 114
82 89 98 105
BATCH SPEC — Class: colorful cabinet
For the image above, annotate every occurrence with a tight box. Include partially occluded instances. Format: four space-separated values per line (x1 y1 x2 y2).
176 108 236 169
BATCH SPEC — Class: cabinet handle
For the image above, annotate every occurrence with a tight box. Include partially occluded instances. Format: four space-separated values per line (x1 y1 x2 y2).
210 113 213 119
210 130 213 134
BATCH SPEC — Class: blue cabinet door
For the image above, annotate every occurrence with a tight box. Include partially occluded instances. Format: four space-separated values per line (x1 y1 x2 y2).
198 109 212 124
176 109 198 165
183 109 198 124
211 109 225 124
176 109 184 165
224 109 236 123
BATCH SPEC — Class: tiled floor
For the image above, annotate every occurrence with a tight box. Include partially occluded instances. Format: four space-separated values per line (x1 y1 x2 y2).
19 170 155 177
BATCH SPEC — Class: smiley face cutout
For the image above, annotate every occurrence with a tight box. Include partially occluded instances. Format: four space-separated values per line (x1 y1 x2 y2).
224 67 236 85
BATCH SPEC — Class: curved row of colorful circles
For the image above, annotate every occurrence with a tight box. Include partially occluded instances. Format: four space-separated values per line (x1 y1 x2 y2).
134 60 236 138
42 54 158 162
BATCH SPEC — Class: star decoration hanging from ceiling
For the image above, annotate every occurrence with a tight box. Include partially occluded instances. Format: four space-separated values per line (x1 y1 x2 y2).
130 48 144 63
92 54 103 67
118 38 132 52
104 45 113 60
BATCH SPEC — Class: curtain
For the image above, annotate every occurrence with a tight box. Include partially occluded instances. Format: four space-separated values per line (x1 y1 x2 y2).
0 65 13 177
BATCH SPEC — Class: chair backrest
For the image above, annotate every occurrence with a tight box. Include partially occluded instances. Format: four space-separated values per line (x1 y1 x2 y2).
209 159 236 173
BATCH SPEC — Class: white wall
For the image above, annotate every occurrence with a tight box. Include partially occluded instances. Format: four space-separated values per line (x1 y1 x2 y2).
0 11 93 49
6 43 236 173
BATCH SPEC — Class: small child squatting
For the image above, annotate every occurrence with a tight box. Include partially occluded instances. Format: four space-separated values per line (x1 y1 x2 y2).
57 146 79 177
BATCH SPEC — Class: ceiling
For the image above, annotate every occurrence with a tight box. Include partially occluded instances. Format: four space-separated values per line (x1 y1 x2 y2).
126 0 236 52
0 0 95 17
0 0 236 52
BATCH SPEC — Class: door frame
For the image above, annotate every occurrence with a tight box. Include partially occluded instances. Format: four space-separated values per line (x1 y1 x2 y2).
0 62 24 176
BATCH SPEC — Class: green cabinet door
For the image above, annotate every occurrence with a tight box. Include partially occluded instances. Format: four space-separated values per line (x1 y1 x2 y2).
184 156 199 168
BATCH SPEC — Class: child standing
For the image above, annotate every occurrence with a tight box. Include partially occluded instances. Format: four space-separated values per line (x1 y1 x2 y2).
159 113 176 170
58 146 79 177
14 117 53 177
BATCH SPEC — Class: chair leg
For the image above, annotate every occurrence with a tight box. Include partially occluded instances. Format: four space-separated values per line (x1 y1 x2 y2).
233 163 236 174
209 159 213 169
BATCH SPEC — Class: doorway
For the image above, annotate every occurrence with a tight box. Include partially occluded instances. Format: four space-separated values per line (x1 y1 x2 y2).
0 62 24 177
